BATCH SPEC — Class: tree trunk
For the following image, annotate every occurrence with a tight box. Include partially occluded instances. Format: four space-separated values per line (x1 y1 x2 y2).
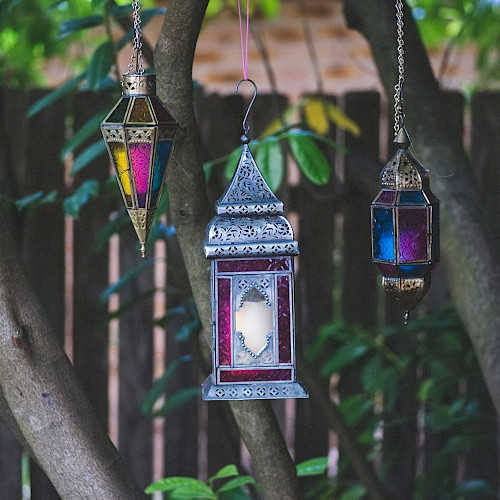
342 0 500 417
154 1 299 498
0 209 147 500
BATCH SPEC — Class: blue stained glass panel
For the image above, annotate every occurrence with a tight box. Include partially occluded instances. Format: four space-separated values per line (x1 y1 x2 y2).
400 264 428 278
373 208 395 261
150 140 173 207
399 190 425 203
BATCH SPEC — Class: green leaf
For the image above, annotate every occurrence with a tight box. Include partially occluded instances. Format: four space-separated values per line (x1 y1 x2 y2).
255 137 283 191
107 289 157 322
170 481 216 499
87 40 115 91
57 15 103 40
296 457 329 477
257 0 280 18
339 484 367 500
224 146 244 179
216 476 256 493
63 179 99 219
27 73 86 118
320 341 370 376
141 355 193 415
145 477 204 494
287 131 330 185
338 394 373 426
100 258 156 302
152 387 200 417
61 110 109 161
210 465 239 484
94 206 129 249
71 140 107 175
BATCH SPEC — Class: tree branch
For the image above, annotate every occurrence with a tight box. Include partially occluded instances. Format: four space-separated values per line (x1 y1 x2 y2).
0 211 146 500
342 0 500 417
154 2 299 498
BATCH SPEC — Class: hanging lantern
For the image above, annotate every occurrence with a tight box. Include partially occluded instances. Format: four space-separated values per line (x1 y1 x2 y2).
371 128 439 323
100 0 178 257
202 80 307 401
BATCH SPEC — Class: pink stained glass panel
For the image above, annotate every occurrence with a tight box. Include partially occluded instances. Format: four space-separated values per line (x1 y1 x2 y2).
217 257 290 273
220 369 292 383
277 275 292 363
217 278 231 366
130 143 151 208
398 208 429 262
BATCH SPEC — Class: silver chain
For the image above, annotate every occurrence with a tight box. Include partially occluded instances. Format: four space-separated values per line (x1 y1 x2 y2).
127 0 144 74
394 0 405 136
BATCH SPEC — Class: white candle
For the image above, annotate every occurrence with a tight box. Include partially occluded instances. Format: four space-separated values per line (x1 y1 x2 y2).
235 300 273 355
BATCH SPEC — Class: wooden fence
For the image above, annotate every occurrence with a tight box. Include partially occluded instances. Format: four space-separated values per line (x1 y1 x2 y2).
0 88 499 499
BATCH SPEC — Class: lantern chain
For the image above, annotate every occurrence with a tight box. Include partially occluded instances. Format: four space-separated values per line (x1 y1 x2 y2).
394 0 405 136
127 0 144 75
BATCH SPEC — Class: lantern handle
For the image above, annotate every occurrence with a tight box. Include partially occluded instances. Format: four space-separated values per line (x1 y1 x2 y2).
235 78 258 140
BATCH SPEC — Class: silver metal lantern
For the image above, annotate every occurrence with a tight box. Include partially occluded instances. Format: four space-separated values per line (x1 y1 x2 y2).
202 80 308 401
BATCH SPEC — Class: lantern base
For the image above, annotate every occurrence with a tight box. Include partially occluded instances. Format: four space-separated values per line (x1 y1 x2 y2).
201 375 308 401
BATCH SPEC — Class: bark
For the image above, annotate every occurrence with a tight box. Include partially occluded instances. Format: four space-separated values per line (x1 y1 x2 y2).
154 1 299 498
0 211 147 500
342 0 500 416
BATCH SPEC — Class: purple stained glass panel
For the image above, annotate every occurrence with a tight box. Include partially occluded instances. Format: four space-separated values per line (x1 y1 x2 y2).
277 275 291 363
377 263 398 277
220 369 292 383
217 257 290 273
374 189 396 205
398 208 429 262
217 278 231 366
431 204 440 261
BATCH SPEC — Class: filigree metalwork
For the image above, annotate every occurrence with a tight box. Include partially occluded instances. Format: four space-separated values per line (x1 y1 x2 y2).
216 145 283 216
201 376 308 400
380 149 429 190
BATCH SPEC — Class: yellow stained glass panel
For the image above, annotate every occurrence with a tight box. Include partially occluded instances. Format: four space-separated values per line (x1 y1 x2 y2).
110 142 131 196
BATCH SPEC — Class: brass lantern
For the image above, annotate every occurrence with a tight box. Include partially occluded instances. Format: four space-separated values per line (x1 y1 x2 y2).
371 128 439 323
101 73 178 257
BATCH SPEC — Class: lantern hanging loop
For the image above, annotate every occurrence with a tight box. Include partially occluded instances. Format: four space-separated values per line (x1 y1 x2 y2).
394 0 405 136
235 78 258 140
128 0 144 75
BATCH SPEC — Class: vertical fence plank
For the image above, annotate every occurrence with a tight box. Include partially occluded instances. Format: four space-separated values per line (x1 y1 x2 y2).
294 94 337 468
0 89 23 499
118 236 154 489
195 93 245 477
341 91 381 486
72 91 115 430
163 231 199 478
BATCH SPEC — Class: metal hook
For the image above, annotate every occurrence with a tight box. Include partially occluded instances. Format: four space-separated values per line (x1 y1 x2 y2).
235 78 258 141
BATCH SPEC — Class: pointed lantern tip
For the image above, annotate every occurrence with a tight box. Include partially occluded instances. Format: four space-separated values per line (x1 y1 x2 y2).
394 127 411 149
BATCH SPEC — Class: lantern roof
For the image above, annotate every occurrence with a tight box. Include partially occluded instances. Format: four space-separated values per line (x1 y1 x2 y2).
380 148 430 191
205 144 298 259
101 74 178 128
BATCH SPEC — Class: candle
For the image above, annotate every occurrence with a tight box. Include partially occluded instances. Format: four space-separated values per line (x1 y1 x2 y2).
235 299 273 356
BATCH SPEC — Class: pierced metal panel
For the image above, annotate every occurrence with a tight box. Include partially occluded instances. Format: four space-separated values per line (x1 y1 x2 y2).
217 144 283 215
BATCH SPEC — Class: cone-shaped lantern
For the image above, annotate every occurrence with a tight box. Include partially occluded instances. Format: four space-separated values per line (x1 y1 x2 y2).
371 128 439 323
101 73 178 257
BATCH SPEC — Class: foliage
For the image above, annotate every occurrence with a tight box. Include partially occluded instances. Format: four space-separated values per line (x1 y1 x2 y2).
307 304 497 498
408 0 500 87
145 458 328 499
